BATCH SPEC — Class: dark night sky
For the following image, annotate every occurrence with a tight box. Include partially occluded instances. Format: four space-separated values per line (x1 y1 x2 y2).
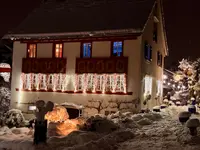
0 0 200 68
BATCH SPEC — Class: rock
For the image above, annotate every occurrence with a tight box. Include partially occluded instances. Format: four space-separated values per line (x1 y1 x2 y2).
137 118 152 126
122 112 133 117
131 114 143 121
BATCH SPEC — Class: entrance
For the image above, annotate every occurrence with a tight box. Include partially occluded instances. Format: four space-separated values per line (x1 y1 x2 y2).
67 108 82 119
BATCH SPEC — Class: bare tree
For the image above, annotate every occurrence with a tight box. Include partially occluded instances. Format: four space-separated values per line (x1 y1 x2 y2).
85 99 109 114
109 98 140 112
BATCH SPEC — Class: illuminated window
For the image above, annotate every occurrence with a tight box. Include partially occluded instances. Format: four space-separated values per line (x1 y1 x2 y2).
54 43 63 58
27 44 37 58
144 76 152 95
112 41 123 56
156 80 162 96
82 43 92 58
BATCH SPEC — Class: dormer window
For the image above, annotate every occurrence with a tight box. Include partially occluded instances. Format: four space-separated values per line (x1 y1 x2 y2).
27 44 37 58
53 43 63 58
144 42 152 61
81 42 92 58
111 41 123 57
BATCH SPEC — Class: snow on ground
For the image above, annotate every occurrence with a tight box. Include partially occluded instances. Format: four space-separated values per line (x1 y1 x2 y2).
1 106 200 150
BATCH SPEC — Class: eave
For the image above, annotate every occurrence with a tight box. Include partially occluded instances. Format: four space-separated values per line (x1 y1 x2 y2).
2 28 142 41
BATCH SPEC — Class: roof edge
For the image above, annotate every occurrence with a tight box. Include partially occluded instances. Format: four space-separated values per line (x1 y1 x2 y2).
2 28 142 40
160 0 169 56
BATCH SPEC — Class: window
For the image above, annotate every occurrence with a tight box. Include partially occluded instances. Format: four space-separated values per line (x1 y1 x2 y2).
81 43 92 58
144 42 152 61
144 76 153 95
153 23 158 42
112 41 123 56
27 44 37 58
156 80 162 96
157 51 163 66
54 43 63 58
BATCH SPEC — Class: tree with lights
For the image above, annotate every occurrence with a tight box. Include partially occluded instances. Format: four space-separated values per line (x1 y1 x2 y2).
172 58 200 105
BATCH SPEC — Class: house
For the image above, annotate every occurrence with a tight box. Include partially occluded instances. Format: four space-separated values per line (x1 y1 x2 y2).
3 0 168 118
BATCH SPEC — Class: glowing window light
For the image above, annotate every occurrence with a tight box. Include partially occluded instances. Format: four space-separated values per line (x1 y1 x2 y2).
156 80 162 96
144 76 153 95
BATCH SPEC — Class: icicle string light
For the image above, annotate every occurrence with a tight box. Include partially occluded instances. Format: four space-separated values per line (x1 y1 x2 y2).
20 73 127 93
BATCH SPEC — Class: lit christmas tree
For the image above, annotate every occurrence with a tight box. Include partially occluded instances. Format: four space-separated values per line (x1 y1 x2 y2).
171 58 200 106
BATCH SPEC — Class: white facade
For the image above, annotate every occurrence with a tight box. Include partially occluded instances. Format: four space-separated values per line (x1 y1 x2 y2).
11 39 144 118
10 1 167 118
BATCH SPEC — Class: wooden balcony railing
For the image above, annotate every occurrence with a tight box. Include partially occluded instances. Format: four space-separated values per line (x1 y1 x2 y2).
76 57 128 74
22 58 67 73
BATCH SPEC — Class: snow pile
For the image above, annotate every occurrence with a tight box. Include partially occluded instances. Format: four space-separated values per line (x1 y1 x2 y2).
79 114 119 133
64 130 134 150
107 111 162 130
3 106 200 150
0 126 33 150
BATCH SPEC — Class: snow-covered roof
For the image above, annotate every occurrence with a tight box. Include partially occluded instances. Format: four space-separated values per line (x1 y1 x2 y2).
60 102 84 109
3 0 156 39
0 63 10 69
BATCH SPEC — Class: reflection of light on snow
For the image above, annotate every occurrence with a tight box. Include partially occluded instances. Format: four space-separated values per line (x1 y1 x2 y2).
0 73 10 82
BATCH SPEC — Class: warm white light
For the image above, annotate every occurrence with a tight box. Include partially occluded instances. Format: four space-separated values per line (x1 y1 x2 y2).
177 85 180 89
144 76 153 95
163 75 168 80
182 85 186 89
173 84 176 88
168 82 171 85
163 80 166 84
29 105 36 111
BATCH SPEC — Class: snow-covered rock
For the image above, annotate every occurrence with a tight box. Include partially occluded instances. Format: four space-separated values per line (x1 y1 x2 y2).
137 118 152 126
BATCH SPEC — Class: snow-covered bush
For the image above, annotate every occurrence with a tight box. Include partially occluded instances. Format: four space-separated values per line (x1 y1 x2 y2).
4 109 25 128
78 115 118 133
0 87 11 113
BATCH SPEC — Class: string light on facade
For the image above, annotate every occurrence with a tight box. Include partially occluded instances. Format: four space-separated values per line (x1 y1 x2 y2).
19 73 127 94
